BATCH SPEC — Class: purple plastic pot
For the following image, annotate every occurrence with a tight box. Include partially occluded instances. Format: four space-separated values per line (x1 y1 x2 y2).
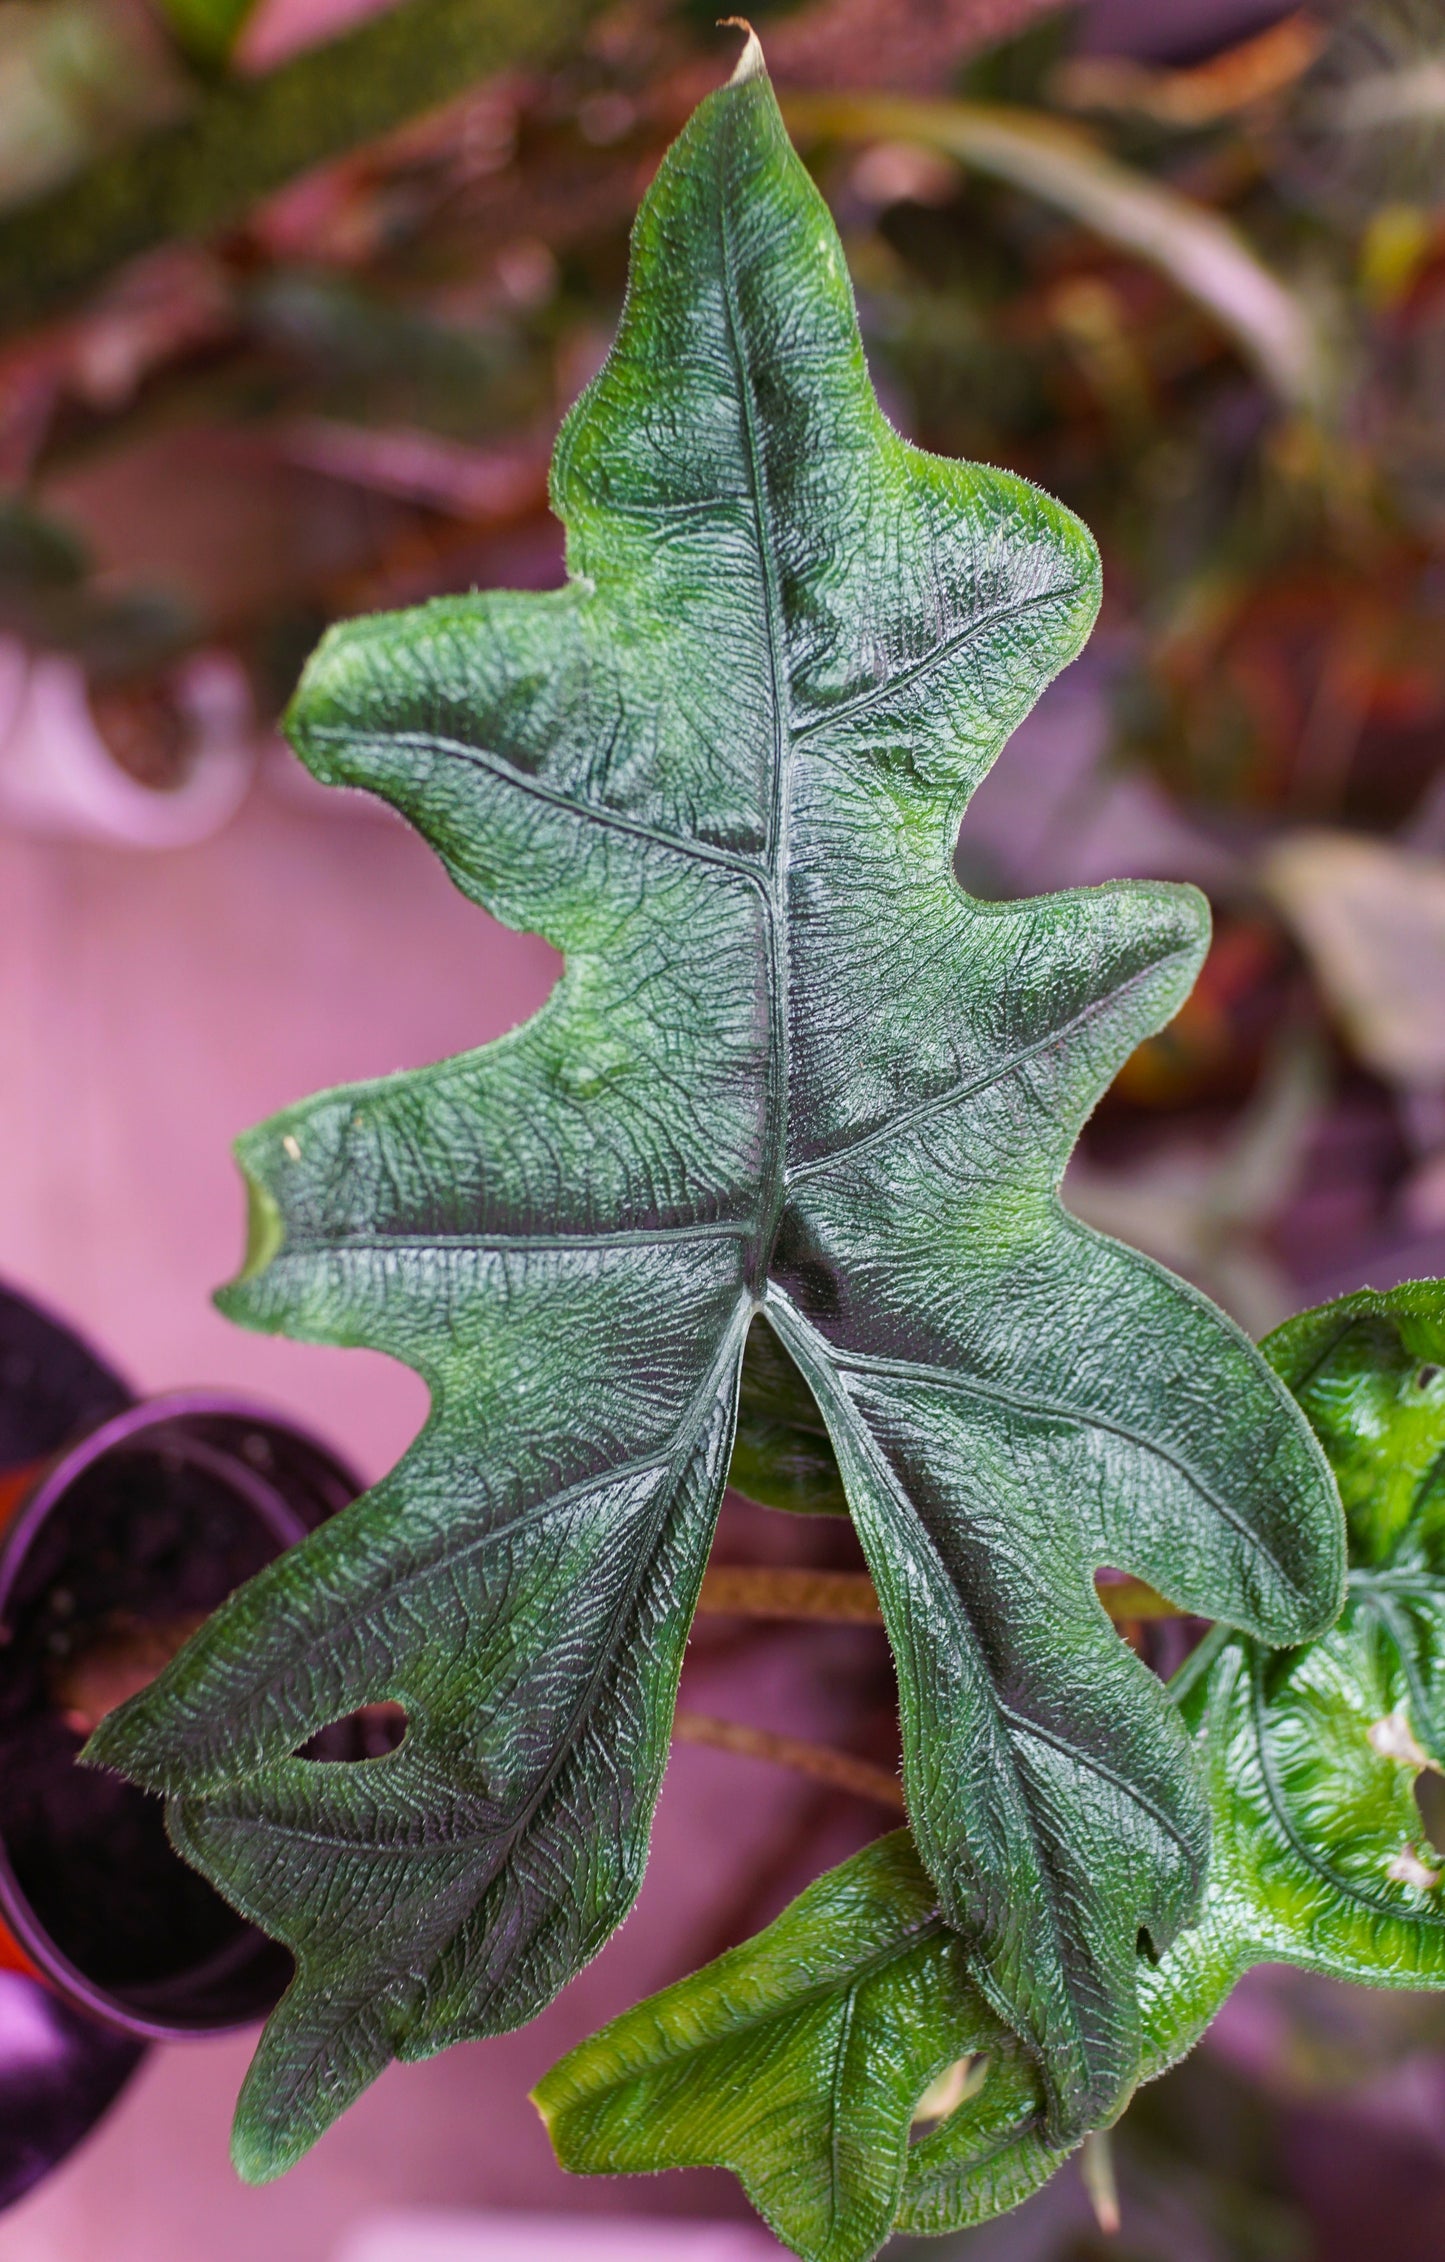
0 1390 362 2039
0 1281 363 2208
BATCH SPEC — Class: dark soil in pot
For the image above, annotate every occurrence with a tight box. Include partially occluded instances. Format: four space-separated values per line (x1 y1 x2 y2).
0 1437 285 2003
0 1285 366 2211
0 1398 361 2036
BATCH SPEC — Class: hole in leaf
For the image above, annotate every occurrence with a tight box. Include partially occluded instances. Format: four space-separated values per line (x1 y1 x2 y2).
297 1702 407 1763
1417 1365 1442 1391
1415 1769 1445 1858
910 2053 988 2136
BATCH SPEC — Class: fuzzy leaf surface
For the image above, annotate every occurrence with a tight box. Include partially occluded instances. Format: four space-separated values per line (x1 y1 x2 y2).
535 1830 1014 2262
903 1279 1445 2239
543 1284 1445 2260
88 37 1340 2171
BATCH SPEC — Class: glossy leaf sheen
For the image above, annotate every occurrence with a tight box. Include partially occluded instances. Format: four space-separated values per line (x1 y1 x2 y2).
543 1284 1445 2261
88 39 1340 2173
541 1825 1052 2262
535 1830 1014 2262
903 1281 1445 2238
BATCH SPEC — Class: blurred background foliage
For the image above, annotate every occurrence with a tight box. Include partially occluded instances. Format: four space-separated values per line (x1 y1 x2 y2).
2 0 1445 2251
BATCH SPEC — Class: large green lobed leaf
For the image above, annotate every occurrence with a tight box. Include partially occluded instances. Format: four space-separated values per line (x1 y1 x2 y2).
542 1284 1440 2262
89 33 1340 2173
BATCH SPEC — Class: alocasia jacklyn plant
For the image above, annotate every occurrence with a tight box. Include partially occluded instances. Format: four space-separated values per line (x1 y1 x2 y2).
83 31 1445 2255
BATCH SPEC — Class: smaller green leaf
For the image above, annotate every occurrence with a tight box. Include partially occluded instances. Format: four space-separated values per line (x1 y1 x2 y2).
1266 1277 1445 1567
540 1832 1063 2262
535 1830 1025 2262
728 1317 849 1515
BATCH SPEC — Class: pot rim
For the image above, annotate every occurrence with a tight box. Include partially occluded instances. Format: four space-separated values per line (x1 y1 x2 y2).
0 1388 355 1595
0 1389 360 2040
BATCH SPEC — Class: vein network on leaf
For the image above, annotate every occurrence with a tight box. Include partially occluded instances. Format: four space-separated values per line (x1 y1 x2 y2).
86 26 1343 2190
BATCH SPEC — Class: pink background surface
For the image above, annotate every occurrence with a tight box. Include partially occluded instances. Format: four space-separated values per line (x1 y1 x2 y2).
0 765 815 2259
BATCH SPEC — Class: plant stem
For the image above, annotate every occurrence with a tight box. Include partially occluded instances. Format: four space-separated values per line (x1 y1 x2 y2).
672 1709 906 1811
696 1564 883 1621
696 1563 1180 1625
0 0 601 337
1080 2127 1121 2236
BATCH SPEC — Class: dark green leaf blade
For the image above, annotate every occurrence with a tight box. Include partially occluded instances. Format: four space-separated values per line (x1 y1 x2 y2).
768 973 1341 2128
168 1304 744 2176
89 35 1342 2168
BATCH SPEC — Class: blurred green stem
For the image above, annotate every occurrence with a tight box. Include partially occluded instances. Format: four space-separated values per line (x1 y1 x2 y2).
788 92 1329 414
1080 2126 1122 2235
0 0 601 336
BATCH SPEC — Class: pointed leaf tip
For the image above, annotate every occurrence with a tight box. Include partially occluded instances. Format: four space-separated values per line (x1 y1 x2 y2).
720 18 765 82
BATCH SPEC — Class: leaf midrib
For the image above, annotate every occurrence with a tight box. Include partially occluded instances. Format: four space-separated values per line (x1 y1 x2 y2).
767 1291 1079 2048
453 1301 751 1877
271 1223 753 1256
714 87 792 1298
